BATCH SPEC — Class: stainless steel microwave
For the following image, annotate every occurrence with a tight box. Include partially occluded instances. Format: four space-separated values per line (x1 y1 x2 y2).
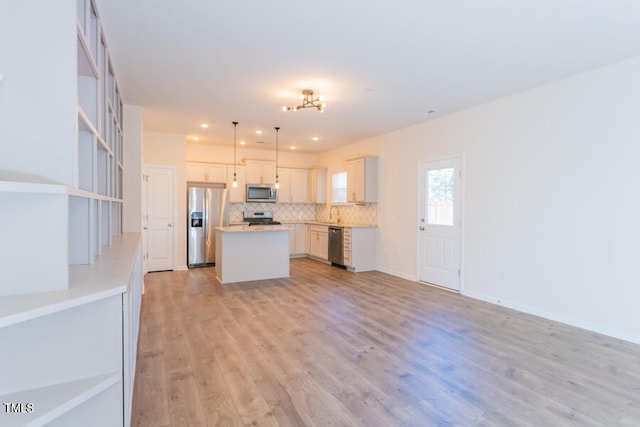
246 184 277 202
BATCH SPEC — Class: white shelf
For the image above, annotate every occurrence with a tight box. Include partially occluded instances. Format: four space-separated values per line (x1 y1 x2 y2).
78 108 109 150
0 373 119 427
0 233 140 329
66 186 122 202
76 28 99 79
0 170 67 194
0 171 124 203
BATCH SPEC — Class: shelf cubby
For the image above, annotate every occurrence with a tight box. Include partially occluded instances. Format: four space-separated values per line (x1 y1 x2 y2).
69 196 92 265
77 125 94 192
101 200 112 247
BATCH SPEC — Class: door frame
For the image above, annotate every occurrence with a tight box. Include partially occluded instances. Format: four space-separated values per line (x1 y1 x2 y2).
416 154 465 292
143 163 177 273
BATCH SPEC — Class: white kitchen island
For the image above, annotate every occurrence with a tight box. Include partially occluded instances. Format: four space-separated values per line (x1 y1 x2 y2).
215 225 290 284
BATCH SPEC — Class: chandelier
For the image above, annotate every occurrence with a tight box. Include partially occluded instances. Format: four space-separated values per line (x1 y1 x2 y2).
282 89 326 112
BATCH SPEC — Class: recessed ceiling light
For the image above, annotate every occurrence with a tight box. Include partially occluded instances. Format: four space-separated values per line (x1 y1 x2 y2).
200 123 209 128
312 136 319 141
240 141 246 145
256 130 262 135
290 146 296 150
193 136 200 141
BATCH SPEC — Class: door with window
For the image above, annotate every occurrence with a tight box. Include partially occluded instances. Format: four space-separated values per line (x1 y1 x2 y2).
419 157 462 291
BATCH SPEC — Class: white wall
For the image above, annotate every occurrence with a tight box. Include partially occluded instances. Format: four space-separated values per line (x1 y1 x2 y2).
143 132 187 269
323 56 640 344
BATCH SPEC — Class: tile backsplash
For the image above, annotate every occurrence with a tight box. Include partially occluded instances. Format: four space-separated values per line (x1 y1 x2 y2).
315 203 377 225
229 202 377 225
229 203 316 222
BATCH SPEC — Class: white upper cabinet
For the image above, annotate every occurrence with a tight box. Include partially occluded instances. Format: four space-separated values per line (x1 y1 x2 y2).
186 162 227 183
346 156 378 203
309 167 327 204
290 168 309 203
277 168 309 203
246 160 276 185
226 165 246 203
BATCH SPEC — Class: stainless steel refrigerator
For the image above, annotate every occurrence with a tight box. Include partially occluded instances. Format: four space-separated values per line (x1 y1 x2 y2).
187 183 229 267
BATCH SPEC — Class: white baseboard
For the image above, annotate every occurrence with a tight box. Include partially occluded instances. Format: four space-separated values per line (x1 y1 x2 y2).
375 266 417 282
462 289 640 346
174 265 188 271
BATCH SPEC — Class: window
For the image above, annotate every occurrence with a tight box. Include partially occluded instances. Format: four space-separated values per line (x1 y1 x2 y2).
427 167 454 225
332 172 347 203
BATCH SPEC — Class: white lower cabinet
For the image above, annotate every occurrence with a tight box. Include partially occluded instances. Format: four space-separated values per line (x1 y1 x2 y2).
342 227 377 272
307 225 329 260
284 223 307 257
303 224 376 267
0 234 143 427
295 224 306 255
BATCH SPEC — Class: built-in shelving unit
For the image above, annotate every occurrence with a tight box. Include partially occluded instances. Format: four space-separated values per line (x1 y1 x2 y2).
73 0 125 268
0 1 142 425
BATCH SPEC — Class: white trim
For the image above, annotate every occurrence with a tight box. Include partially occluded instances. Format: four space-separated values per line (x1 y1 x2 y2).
174 265 188 271
375 267 417 282
375 266 640 345
462 289 640 346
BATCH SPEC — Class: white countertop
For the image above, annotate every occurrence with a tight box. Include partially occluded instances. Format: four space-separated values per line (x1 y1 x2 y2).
0 233 141 328
216 225 289 232
230 220 377 228
283 220 378 228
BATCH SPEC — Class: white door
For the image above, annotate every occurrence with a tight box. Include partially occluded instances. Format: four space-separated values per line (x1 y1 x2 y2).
145 165 175 271
418 157 462 291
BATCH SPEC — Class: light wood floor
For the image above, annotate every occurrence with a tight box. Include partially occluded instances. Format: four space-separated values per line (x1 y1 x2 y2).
132 258 640 426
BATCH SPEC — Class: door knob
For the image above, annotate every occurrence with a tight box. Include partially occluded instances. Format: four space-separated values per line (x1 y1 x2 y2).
143 226 148 230
168 224 173 227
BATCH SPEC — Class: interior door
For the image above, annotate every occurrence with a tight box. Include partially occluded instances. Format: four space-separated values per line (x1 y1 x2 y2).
145 165 175 271
419 157 462 291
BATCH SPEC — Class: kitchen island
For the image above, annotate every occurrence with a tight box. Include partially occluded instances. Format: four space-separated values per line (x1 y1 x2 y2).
214 225 290 284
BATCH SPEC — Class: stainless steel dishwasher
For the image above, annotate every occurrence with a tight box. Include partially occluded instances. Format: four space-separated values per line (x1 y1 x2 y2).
328 226 345 267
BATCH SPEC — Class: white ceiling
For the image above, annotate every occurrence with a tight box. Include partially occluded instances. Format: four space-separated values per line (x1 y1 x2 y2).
96 0 640 153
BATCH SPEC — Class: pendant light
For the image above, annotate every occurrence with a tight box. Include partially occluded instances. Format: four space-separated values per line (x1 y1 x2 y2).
232 121 238 188
274 126 280 189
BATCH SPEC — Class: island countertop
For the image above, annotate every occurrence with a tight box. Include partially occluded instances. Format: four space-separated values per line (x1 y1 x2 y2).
215 225 289 232
225 222 377 229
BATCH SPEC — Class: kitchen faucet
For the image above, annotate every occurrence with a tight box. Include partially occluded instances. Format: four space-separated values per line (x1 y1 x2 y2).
329 205 340 223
